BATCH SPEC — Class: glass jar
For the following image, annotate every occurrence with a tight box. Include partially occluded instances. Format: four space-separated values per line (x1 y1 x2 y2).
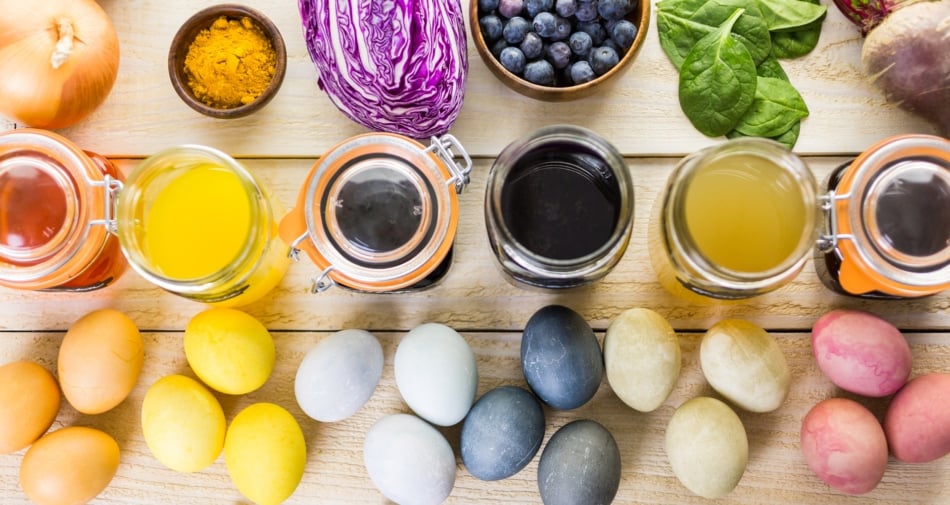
115 145 289 306
650 138 819 301
815 134 950 298
485 125 634 289
279 133 471 293
0 129 126 291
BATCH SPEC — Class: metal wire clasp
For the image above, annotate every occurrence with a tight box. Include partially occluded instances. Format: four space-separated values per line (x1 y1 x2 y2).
426 134 472 194
817 190 854 252
89 175 123 235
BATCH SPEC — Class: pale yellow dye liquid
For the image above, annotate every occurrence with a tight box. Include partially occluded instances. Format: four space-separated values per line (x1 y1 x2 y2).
683 154 808 273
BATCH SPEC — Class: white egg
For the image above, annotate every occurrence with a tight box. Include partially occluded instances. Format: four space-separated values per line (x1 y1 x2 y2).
364 414 456 505
295 329 384 422
394 323 478 426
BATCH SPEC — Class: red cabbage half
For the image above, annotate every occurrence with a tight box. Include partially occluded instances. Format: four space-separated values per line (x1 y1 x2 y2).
299 0 468 138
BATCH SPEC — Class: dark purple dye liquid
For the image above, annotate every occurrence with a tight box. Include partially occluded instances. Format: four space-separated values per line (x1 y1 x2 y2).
874 166 950 257
500 142 621 260
335 171 423 253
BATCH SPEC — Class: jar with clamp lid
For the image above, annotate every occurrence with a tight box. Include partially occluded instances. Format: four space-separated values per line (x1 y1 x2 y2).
0 129 126 292
815 134 950 298
279 133 472 293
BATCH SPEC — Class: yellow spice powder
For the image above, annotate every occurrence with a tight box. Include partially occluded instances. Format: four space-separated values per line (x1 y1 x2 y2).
184 16 277 109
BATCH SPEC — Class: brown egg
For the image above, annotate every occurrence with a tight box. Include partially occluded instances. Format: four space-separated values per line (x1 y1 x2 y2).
0 361 60 454
20 426 120 505
58 309 144 414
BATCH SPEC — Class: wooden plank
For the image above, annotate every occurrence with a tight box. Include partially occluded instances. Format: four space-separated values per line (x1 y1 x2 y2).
40 0 937 159
0 330 946 504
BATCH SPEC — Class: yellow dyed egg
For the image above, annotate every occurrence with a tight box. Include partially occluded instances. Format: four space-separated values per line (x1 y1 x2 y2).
0 361 60 454
58 309 144 414
225 403 306 505
20 426 120 505
141 375 226 472
184 308 275 395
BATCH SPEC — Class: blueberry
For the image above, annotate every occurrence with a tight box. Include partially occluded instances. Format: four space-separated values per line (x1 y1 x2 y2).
551 16 572 41
532 12 557 38
520 32 544 59
601 38 622 54
576 21 607 45
525 0 554 17
498 0 524 18
598 0 631 20
575 1 599 22
524 59 556 85
491 39 509 58
610 19 638 49
546 41 572 69
589 46 619 75
500 46 527 74
555 0 578 17
569 60 596 84
479 15 504 42
568 31 593 57
503 16 531 44
479 0 501 12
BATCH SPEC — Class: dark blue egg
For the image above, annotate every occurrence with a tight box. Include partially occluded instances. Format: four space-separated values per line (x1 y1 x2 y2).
460 386 545 481
521 305 603 410
538 419 621 505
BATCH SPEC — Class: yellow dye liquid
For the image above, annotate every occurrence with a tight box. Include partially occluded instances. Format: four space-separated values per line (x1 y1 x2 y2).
683 154 808 273
144 164 252 280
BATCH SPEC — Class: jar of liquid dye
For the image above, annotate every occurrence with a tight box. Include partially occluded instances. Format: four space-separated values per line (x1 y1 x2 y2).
279 133 471 293
815 134 950 298
0 129 126 291
115 145 289 306
485 125 634 289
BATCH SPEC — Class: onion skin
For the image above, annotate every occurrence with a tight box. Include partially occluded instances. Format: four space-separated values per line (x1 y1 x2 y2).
0 0 120 129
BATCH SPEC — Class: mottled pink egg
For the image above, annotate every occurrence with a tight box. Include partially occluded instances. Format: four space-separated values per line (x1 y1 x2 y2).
800 398 888 495
884 373 950 463
811 309 912 397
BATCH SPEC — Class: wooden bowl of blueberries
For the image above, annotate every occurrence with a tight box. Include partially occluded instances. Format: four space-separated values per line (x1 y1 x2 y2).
471 0 650 101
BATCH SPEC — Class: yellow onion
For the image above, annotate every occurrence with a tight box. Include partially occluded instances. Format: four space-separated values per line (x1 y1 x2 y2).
0 0 120 129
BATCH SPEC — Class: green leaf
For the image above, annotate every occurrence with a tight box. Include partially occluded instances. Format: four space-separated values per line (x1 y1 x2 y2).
734 76 809 137
770 0 825 59
727 121 801 149
758 0 827 32
679 10 758 137
657 0 772 67
756 54 789 80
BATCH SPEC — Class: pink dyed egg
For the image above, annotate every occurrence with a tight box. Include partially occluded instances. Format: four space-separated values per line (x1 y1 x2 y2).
800 398 888 495
811 309 912 397
884 373 950 463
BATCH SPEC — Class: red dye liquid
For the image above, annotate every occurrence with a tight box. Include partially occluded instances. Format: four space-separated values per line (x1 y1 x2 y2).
0 163 69 261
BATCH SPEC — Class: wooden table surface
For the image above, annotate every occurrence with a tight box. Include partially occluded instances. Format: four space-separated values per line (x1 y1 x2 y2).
1 1 947 504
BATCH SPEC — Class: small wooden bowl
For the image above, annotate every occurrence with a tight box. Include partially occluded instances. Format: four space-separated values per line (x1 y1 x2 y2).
168 4 286 118
471 1 650 101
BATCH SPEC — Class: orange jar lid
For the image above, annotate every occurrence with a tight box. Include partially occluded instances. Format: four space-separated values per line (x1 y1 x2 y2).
828 134 950 297
279 133 471 292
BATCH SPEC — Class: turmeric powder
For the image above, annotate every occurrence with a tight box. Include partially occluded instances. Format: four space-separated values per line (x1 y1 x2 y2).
184 16 277 109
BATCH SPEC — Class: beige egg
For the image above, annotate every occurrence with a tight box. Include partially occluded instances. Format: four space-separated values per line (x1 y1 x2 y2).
604 308 681 412
58 309 144 414
20 426 120 505
0 361 60 454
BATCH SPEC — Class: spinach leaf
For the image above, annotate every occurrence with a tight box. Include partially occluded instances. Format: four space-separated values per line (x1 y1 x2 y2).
734 76 809 137
758 0 826 32
756 54 789 81
727 121 801 149
679 10 758 137
657 0 771 68
770 0 825 59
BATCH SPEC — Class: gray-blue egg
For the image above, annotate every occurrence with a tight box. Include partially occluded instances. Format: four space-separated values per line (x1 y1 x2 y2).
460 386 545 481
537 419 621 505
521 305 603 410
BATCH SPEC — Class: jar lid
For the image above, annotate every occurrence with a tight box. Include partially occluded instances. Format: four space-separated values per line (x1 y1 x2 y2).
280 133 471 292
0 129 115 289
828 134 950 295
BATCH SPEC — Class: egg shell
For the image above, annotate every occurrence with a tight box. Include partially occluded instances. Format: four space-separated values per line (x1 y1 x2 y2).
537 419 621 505
604 308 681 412
800 397 888 494
58 309 143 414
141 374 226 472
811 309 912 397
224 403 306 505
184 308 275 395
461 386 545 481
364 413 456 505
394 323 478 426
0 361 60 454
295 329 383 422
884 372 950 463
700 319 790 412
20 426 120 505
665 397 748 499
521 305 603 410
